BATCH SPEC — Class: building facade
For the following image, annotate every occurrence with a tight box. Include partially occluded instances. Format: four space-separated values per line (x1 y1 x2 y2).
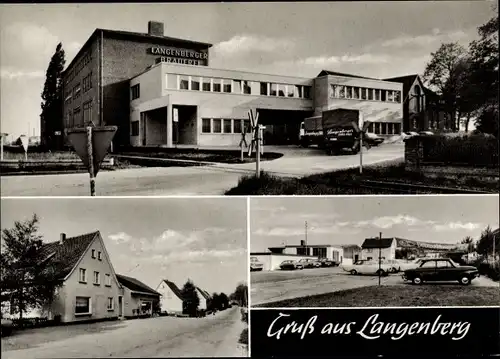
361 237 398 261
156 280 184 315
116 275 160 318
58 20 404 149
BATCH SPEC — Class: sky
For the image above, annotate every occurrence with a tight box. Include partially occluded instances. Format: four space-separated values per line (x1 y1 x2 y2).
250 195 499 252
1 198 247 295
0 2 496 139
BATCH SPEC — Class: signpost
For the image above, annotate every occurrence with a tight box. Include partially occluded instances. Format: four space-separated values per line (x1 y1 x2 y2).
378 232 382 286
19 135 29 161
66 126 117 196
247 109 263 178
352 112 371 175
238 124 248 162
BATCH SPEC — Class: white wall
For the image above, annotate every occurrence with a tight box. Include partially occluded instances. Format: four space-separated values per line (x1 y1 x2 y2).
156 281 183 314
251 254 317 271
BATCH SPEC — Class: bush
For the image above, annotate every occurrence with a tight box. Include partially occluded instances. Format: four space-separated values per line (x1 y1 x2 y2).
473 259 500 281
239 328 248 345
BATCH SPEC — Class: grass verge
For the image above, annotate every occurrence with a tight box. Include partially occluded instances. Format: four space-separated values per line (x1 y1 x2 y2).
225 163 499 195
256 285 500 307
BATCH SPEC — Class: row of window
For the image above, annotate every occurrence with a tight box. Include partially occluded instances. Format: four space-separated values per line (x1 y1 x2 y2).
131 84 140 100
330 84 402 103
66 100 93 128
91 249 102 260
201 118 251 134
65 51 92 85
161 74 313 99
65 73 93 105
82 72 93 93
75 296 114 315
367 122 401 135
78 268 112 287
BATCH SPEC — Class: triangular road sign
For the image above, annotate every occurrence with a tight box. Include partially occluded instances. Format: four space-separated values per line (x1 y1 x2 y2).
19 135 29 153
351 121 360 133
362 121 371 133
66 126 117 176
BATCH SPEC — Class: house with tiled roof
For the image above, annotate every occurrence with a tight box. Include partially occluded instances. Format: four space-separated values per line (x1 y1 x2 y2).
116 274 161 318
156 279 184 315
195 286 212 311
361 237 399 261
30 231 123 323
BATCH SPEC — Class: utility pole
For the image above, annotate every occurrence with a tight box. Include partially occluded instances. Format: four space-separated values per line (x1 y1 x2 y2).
305 221 308 255
378 232 382 286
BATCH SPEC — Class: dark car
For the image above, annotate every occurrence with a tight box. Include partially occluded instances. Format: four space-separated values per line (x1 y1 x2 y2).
320 258 339 267
280 260 304 270
364 132 385 147
402 258 479 285
298 258 321 269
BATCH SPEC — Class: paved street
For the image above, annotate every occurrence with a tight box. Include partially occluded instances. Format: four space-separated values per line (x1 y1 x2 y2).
0 143 403 196
251 267 499 306
1 307 247 358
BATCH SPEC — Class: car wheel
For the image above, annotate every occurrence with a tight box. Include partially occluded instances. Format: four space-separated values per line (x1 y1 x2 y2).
412 276 422 285
350 270 357 275
459 275 471 285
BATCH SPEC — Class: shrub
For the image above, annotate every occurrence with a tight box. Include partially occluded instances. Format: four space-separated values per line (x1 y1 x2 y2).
474 259 500 281
239 328 248 345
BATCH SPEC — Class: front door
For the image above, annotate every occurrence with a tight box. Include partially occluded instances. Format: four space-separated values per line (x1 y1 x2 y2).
141 113 147 146
118 296 123 317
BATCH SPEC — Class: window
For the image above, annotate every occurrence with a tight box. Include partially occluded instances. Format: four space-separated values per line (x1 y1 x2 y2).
420 261 435 268
345 86 352 99
243 120 251 133
75 297 91 315
73 107 82 127
367 88 373 100
191 77 200 91
330 84 338 98
381 90 387 101
202 78 211 92
304 86 311 99
213 118 222 133
260 82 268 96
233 119 242 134
387 123 394 135
278 84 285 97
79 268 87 283
105 274 111 287
374 89 381 101
73 84 81 99
295 85 302 98
352 87 359 99
286 85 294 98
202 118 211 133
361 88 367 100
367 248 373 253
297 248 307 256
83 101 93 126
166 74 177 89
93 271 100 285
368 123 374 133
381 123 387 135
387 91 394 102
179 75 189 90
243 81 251 95
374 123 381 135
233 80 241 94
131 84 140 100
394 91 401 103
91 249 96 258
107 297 114 311
98 251 102 261
213 79 222 92
83 73 92 92
223 119 232 133
131 121 139 136
223 79 232 93
338 86 345 99
394 123 401 134
436 261 450 268
270 83 278 96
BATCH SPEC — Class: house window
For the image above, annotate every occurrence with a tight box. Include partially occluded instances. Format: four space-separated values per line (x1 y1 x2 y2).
131 84 140 100
374 89 381 101
295 85 302 98
381 123 387 135
338 86 346 99
368 123 374 133
394 123 401 134
286 85 294 98
75 297 91 315
213 79 222 92
345 86 352 99
387 91 394 102
191 77 200 91
91 249 96 258
73 83 81 99
352 87 359 99
367 89 373 100
260 82 268 96
83 101 93 126
243 120 251 133
98 251 102 261
202 78 211 92
270 83 278 96
179 75 189 90
243 81 251 95
105 274 111 287
73 107 82 127
131 121 139 136
223 79 232 93
107 297 114 311
297 248 307 256
361 88 367 100
381 90 387 102
202 118 211 133
213 119 222 133
79 268 87 283
367 248 373 253
93 271 100 285
394 91 401 103
233 119 242 134
374 123 381 135
223 119 232 133
166 74 178 89
278 84 285 97
233 80 241 94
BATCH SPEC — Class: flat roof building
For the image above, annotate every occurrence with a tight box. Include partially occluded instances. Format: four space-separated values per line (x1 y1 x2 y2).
54 21 404 149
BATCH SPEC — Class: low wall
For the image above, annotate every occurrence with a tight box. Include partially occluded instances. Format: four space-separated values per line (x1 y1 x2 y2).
1 158 114 172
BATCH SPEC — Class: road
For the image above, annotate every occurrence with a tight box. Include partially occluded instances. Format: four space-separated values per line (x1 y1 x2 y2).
0 144 403 196
250 267 498 306
1 307 247 358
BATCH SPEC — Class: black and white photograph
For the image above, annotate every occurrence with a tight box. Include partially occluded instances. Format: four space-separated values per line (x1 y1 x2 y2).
0 198 249 358
0 2 498 196
250 196 499 308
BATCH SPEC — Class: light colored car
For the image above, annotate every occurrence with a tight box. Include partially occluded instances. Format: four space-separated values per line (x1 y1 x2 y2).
280 260 304 270
382 259 403 273
250 256 264 272
341 260 392 276
298 258 322 268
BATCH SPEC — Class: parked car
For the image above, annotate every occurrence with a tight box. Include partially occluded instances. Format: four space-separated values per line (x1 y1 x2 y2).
382 259 403 273
280 260 304 270
319 258 339 267
1 314 13 337
364 132 385 147
401 132 419 141
402 258 480 285
298 258 322 269
397 258 426 271
250 256 264 272
341 260 392 276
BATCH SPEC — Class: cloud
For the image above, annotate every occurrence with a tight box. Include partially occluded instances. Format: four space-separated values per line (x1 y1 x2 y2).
355 215 432 229
378 29 470 49
149 248 247 265
108 232 133 244
433 222 482 232
254 227 305 237
213 35 295 56
0 68 45 80
297 53 391 67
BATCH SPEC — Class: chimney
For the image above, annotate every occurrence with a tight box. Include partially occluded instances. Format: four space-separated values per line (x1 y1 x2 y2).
148 21 164 36
60 233 66 244
300 240 306 246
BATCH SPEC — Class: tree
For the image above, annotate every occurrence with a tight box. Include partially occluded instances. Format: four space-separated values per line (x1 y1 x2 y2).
461 236 476 253
231 283 248 307
1 214 62 321
423 42 468 131
180 280 199 316
40 43 65 150
476 226 499 258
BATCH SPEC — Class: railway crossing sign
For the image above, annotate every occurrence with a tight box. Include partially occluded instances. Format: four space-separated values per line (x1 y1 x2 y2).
19 135 29 161
247 109 263 178
66 125 117 196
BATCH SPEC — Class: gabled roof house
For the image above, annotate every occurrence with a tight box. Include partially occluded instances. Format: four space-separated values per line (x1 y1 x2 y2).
156 279 184 315
116 274 161 318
